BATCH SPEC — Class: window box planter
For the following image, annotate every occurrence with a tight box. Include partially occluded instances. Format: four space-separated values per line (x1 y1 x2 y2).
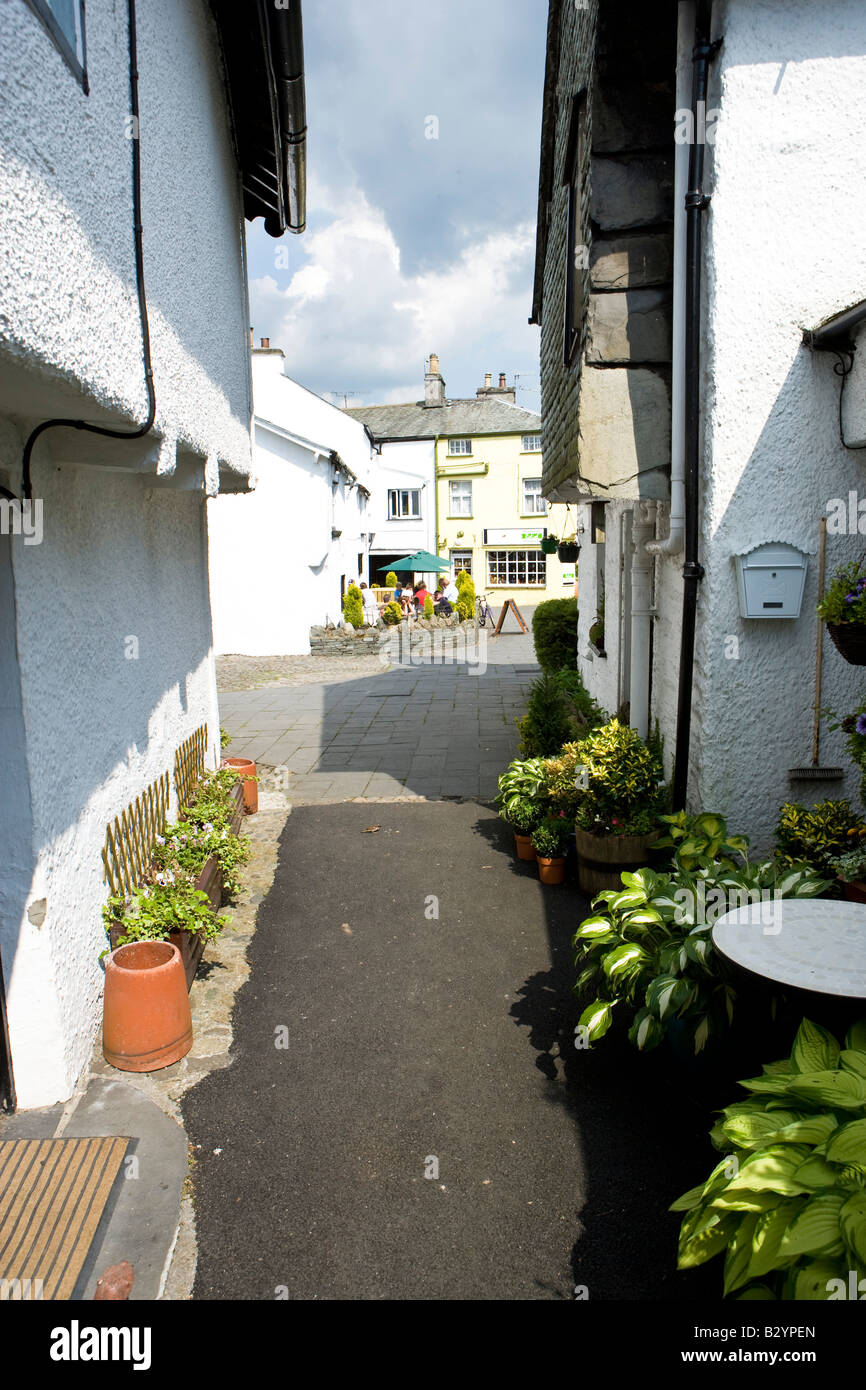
108 855 223 991
574 827 660 894
557 541 580 563
827 623 866 666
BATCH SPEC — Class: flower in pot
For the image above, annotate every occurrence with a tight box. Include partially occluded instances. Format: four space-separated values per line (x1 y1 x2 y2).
830 844 866 903
541 534 559 554
817 560 866 664
531 814 572 884
504 796 544 861
571 718 666 893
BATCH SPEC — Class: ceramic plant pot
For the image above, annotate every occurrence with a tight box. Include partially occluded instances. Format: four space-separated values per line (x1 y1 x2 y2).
514 833 537 862
103 941 192 1073
537 855 566 885
221 756 258 813
574 827 660 894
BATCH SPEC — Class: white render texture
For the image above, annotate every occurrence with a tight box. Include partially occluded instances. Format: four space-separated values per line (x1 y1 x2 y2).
368 439 437 565
209 353 377 655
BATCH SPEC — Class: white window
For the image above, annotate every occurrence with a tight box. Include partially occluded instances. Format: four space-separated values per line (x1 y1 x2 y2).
26 0 87 88
450 550 472 576
522 478 546 515
487 550 546 587
387 488 421 519
522 435 542 452
448 438 472 456
449 480 473 516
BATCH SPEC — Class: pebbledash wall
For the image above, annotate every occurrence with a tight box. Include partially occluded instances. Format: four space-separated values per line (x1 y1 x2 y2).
572 0 866 848
0 0 254 1106
208 349 376 656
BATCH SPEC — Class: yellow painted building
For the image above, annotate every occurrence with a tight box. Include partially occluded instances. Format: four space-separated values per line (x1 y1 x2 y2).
346 357 578 612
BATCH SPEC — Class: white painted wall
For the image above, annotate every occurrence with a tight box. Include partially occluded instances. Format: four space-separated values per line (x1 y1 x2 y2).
209 352 377 654
0 0 256 1105
367 439 437 577
582 0 866 851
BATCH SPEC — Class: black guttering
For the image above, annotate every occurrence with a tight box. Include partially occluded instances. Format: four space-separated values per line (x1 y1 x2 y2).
672 0 721 811
211 0 306 237
803 300 866 353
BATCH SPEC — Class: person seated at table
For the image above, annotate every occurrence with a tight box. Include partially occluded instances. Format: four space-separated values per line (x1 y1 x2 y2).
394 580 413 616
434 587 452 615
359 581 380 626
414 581 429 612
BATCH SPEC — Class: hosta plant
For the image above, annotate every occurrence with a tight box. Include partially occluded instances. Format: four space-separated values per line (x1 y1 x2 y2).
496 757 548 819
655 811 750 872
671 1018 866 1300
573 857 829 1055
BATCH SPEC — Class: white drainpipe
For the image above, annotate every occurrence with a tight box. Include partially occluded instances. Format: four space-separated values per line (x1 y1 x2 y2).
646 0 693 560
630 501 657 739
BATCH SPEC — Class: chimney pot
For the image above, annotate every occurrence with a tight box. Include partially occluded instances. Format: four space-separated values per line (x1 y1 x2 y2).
484 373 492 388
429 352 440 375
261 337 270 350
249 327 254 348
499 373 506 389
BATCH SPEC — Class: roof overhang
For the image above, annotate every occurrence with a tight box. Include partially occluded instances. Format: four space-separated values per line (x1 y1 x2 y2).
210 0 307 236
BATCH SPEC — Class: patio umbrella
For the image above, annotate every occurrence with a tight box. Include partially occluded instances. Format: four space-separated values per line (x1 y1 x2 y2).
378 550 452 573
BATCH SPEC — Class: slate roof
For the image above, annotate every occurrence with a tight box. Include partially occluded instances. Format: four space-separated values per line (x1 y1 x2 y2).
344 397 541 440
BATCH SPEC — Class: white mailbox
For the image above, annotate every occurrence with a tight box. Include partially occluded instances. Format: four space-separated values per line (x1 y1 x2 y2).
734 543 808 619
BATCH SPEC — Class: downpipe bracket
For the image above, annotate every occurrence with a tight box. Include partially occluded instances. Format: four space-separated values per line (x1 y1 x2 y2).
682 559 705 581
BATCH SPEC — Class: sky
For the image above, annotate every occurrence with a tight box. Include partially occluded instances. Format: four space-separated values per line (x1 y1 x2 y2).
245 0 548 416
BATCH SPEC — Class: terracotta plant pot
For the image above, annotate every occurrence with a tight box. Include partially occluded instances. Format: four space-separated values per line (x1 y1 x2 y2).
537 855 566 885
514 833 537 862
103 941 192 1073
827 623 866 666
840 877 866 904
574 827 660 894
221 756 258 813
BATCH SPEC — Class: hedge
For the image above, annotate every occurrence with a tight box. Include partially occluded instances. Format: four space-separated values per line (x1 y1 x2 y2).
532 597 578 672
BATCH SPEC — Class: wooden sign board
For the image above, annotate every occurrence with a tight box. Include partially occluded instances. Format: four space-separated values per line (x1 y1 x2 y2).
493 599 529 635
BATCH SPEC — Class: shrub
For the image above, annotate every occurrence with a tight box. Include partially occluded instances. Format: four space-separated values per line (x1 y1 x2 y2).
671 1017 866 1299
455 568 475 620
531 814 572 859
382 601 402 626
516 668 605 755
342 583 363 627
831 845 866 883
385 571 399 588
572 717 665 837
816 560 866 625
532 598 578 672
424 594 434 618
775 799 866 875
504 797 544 835
573 848 829 1055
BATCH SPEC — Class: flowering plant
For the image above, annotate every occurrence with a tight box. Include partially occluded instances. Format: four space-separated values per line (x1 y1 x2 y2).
817 560 866 624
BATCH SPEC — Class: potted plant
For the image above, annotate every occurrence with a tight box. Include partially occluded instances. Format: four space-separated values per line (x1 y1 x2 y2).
817 560 866 664
531 814 572 884
571 718 666 893
557 538 580 563
830 844 866 903
541 534 559 554
503 796 543 860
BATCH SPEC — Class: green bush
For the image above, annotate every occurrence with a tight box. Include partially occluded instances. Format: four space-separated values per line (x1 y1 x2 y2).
531 814 572 859
572 717 665 837
671 1017 866 1299
496 757 548 818
382 601 402 626
424 594 434 618
385 571 399 588
342 583 363 628
504 797 544 835
775 799 866 876
516 668 605 755
532 598 578 672
455 568 475 620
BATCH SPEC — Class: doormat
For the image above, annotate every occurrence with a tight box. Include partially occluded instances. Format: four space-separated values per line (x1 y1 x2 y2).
0 1137 129 1300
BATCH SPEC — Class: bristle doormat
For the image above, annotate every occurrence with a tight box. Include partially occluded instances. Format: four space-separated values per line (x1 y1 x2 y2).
0 1137 129 1300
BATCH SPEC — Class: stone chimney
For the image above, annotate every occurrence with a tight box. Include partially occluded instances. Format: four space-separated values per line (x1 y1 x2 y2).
476 369 516 403
498 372 506 389
261 337 270 349
424 352 445 408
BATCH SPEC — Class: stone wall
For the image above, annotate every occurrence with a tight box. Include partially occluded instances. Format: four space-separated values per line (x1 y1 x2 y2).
310 618 481 659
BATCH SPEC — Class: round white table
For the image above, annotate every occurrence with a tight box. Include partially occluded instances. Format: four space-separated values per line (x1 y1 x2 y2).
711 899 866 999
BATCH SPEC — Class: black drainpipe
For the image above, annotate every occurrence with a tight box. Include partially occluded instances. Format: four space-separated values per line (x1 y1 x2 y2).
672 0 721 810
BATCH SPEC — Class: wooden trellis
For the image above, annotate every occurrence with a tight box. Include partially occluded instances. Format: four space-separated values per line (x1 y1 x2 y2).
174 723 208 811
102 772 170 901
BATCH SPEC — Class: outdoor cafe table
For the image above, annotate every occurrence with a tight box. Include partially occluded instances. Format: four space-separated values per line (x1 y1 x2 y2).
711 899 866 999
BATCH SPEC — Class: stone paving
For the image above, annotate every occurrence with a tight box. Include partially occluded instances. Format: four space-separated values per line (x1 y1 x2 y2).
218 618 540 804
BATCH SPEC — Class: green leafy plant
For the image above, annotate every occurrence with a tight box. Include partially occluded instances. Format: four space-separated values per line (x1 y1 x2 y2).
455 568 475 621
220 726 232 750
382 601 402 625
671 1017 866 1299
540 742 588 815
826 701 866 807
573 855 829 1055
816 560 866 625
504 797 544 836
385 571 399 588
656 810 750 872
496 757 548 818
775 799 866 875
342 582 364 627
531 598 578 672
572 717 666 837
424 594 434 618
531 813 572 859
104 881 223 948
831 845 866 884
516 669 605 756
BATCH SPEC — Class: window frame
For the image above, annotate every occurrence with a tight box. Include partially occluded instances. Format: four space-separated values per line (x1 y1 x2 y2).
562 89 587 367
24 0 89 92
450 549 473 577
521 478 547 517
486 549 547 588
448 479 473 518
447 438 473 456
387 487 422 520
521 434 542 453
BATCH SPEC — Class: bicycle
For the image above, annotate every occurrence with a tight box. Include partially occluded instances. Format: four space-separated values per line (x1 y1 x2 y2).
475 592 495 628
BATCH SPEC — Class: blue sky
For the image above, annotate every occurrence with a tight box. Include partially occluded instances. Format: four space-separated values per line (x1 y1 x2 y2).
245 0 547 414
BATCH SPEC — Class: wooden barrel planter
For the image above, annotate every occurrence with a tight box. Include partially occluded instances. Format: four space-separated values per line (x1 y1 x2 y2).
574 828 660 894
827 623 866 666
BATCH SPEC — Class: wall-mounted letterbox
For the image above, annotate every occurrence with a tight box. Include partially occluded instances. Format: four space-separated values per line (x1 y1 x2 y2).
733 543 808 619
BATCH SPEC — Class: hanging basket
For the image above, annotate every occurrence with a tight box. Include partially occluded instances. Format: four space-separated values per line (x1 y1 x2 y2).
827 622 866 666
540 536 559 554
557 541 580 563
